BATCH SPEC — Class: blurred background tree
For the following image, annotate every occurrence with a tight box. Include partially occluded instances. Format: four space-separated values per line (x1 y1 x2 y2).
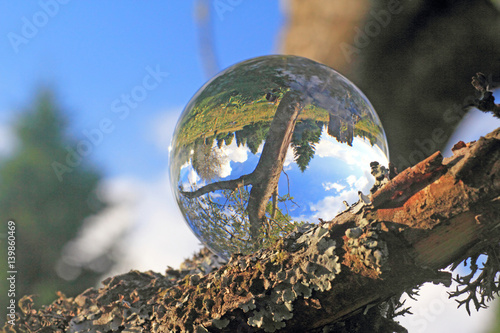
0 90 109 323
279 0 500 170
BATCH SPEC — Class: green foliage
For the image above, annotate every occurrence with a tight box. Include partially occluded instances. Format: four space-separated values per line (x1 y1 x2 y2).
191 142 226 182
237 122 269 155
0 91 106 320
291 120 323 172
172 55 385 156
180 187 302 259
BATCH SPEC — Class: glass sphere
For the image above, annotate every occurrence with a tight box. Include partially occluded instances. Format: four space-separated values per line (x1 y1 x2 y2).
169 55 389 259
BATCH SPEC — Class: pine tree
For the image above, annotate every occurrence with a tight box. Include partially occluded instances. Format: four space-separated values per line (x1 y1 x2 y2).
292 120 322 172
0 90 107 321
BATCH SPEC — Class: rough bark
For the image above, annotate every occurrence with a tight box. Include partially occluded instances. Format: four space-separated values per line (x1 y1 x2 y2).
4 126 499 333
246 92 303 238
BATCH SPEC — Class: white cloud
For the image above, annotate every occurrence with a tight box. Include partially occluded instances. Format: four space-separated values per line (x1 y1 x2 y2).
219 162 232 179
57 178 139 279
309 188 359 220
309 170 373 220
224 141 249 163
58 172 202 279
303 133 385 221
322 181 346 192
346 175 357 187
398 282 496 333
59 109 207 281
315 136 358 165
315 134 389 173
354 174 369 190
218 140 250 178
283 146 295 169
0 122 18 157
111 170 202 274
188 166 201 185
150 108 182 154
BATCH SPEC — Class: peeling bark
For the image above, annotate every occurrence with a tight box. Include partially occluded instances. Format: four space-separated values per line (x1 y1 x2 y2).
5 128 500 333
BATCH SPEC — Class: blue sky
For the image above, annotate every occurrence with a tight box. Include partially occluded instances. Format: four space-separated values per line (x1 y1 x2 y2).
1 3 499 331
0 0 287 293
0 1 284 180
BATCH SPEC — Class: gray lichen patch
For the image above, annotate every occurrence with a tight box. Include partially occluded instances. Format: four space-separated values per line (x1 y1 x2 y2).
211 317 230 329
67 270 181 333
236 222 342 332
370 161 390 194
13 201 390 333
175 222 344 332
8 207 388 333
336 191 372 217
343 221 389 278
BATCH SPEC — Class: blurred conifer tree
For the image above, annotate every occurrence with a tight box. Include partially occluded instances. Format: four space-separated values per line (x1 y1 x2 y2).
0 90 107 323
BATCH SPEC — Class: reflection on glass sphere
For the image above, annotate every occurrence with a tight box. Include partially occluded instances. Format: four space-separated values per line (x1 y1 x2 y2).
169 55 389 259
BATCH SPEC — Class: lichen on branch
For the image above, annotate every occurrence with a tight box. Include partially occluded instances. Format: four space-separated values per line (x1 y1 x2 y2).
5 67 500 333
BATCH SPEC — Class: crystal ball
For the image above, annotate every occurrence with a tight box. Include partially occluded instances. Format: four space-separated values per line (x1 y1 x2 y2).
169 55 389 259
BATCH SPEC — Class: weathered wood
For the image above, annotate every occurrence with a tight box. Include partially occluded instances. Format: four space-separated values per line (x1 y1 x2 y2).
5 128 499 333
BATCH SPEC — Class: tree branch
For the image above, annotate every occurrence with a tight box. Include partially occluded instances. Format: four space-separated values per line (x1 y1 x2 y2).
6 126 499 332
180 174 253 199
470 72 500 119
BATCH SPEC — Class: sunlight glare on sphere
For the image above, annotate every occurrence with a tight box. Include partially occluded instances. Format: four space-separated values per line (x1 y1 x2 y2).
169 55 389 259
